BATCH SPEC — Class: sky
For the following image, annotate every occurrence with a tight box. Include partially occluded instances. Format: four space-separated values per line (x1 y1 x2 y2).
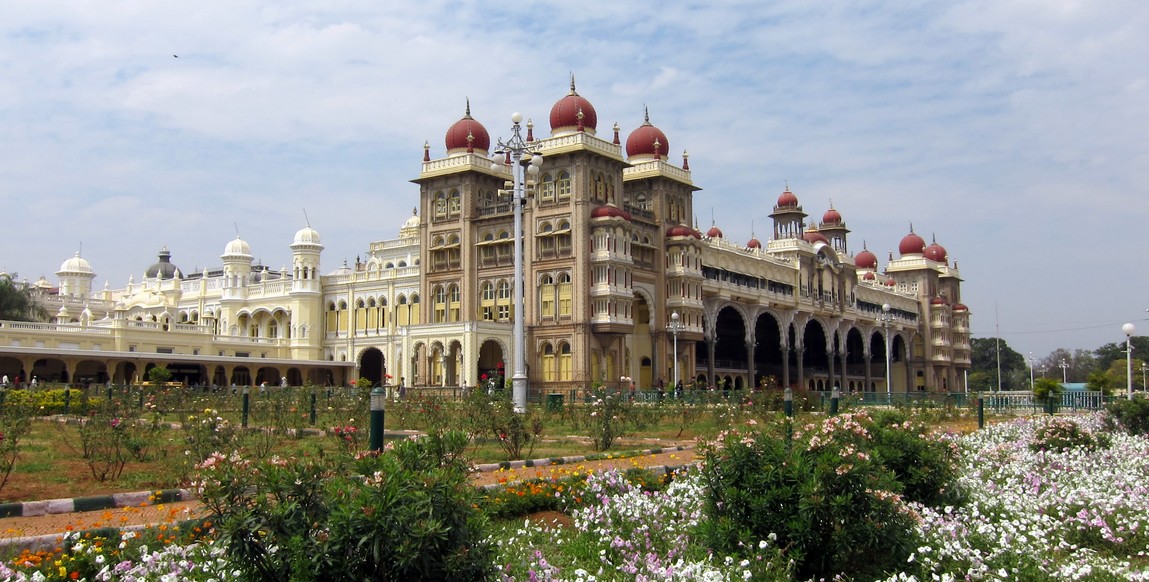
1 0 1147 361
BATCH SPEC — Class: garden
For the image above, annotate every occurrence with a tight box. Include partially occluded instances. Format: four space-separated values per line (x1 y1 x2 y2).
0 380 1147 581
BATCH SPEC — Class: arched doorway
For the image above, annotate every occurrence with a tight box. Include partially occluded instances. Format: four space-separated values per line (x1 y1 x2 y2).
359 347 385 387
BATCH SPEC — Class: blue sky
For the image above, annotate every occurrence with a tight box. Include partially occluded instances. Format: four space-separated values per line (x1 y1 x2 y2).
2 1 1147 360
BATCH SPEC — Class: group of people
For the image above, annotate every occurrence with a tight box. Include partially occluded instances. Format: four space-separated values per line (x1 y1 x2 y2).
0 374 37 388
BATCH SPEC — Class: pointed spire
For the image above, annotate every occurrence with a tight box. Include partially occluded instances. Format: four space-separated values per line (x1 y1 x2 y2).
526 118 534 142
412 207 418 216
612 122 620 145
643 105 650 125
423 140 430 162
682 150 690 170
464 97 472 119
569 72 578 95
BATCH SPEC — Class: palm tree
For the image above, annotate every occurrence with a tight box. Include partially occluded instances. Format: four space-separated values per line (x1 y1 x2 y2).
0 275 48 322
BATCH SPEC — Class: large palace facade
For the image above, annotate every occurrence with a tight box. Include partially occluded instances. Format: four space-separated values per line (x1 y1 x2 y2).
0 81 971 395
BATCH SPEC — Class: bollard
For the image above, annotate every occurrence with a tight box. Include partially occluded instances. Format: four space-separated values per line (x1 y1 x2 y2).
784 387 793 418
977 395 984 429
64 388 71 415
369 386 386 451
310 392 317 425
242 386 250 429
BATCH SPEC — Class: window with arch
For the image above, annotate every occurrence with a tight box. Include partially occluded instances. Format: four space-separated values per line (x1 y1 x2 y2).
448 283 461 322
541 343 556 381
433 285 447 323
592 172 607 203
558 342 573 381
539 274 555 318
558 272 573 317
409 293 421 324
496 280 512 321
539 173 556 203
557 170 571 201
480 281 496 321
433 191 447 218
396 295 410 326
448 189 461 217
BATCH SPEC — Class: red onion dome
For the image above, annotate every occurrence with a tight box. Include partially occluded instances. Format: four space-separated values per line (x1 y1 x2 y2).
930 296 947 305
898 230 926 256
590 204 632 221
822 207 842 225
862 271 876 281
445 100 490 155
855 248 878 270
747 237 762 249
924 240 948 263
625 107 670 160
550 76 598 136
666 224 700 239
803 230 829 244
777 188 799 208
953 303 968 312
884 277 896 287
706 225 724 238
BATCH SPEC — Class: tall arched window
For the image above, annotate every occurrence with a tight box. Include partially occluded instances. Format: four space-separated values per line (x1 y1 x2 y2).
539 274 555 318
542 343 556 381
433 285 447 323
559 342 573 381
448 283 461 322
557 170 571 201
558 272 573 317
496 280 512 321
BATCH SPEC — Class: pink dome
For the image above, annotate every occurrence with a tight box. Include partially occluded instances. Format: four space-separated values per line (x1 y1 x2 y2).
884 277 896 287
803 230 829 244
777 189 799 208
706 225 724 238
590 204 632 221
855 248 878 270
924 241 948 263
666 225 700 239
930 296 947 305
445 101 490 154
953 303 968 312
626 108 670 160
862 271 876 281
747 237 762 249
898 231 926 256
550 78 598 135
822 207 842 225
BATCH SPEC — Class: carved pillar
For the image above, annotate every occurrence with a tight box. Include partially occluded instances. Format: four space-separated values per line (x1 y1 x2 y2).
796 345 805 391
746 337 756 390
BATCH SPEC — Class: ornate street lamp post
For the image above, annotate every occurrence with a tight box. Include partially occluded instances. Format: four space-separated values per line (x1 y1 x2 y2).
879 303 894 401
1059 358 1068 384
1124 323 1136 401
492 113 542 412
667 311 684 390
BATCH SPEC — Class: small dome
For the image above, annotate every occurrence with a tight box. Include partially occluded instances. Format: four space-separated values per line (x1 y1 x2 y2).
862 271 876 281
855 248 878 270
445 101 491 155
403 211 420 230
777 189 799 209
58 253 93 274
924 240 948 263
930 296 947 305
803 230 829 244
223 235 251 257
590 204 632 221
898 230 926 256
747 237 762 249
625 108 670 160
145 247 179 280
822 207 842 225
294 226 322 246
550 77 598 136
953 303 968 312
884 277 896 287
666 225 700 239
706 225 724 238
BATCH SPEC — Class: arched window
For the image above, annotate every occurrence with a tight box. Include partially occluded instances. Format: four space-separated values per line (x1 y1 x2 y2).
448 283 461 322
539 173 556 202
542 343 556 381
480 281 495 320
539 274 555 318
433 285 447 323
448 189 461 217
433 191 447 218
558 272 573 316
558 342 573 381
557 170 571 201
496 280 512 321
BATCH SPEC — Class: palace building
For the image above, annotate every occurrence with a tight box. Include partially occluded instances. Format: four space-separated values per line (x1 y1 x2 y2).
0 80 971 395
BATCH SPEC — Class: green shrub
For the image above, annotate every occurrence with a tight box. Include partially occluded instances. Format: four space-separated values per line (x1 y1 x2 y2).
698 415 922 580
196 430 493 581
1104 397 1149 435
869 409 964 507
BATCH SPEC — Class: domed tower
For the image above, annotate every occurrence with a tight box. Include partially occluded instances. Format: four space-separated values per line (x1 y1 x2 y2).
221 235 253 300
145 247 180 280
56 252 96 298
818 204 850 254
444 99 491 157
550 75 598 137
291 225 324 294
770 185 807 240
924 236 948 264
399 207 420 240
898 228 926 257
625 107 670 162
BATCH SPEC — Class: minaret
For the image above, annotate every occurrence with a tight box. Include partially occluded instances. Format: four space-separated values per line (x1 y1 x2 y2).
221 235 253 301
56 252 96 298
291 225 324 294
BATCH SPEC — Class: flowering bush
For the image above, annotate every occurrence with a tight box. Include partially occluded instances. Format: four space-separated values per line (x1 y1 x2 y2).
328 423 361 456
1029 415 1110 453
582 388 634 451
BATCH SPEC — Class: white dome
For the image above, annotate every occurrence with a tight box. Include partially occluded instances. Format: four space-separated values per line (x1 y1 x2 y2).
58 252 93 274
223 235 251 257
293 226 322 245
403 213 420 230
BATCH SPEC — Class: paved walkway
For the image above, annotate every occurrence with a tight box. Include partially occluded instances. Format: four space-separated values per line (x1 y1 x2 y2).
0 447 698 552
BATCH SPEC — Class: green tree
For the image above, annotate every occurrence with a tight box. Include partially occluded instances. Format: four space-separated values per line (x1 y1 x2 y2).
147 366 173 387
1087 370 1115 395
1032 377 1063 406
0 275 47 322
971 337 1026 390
